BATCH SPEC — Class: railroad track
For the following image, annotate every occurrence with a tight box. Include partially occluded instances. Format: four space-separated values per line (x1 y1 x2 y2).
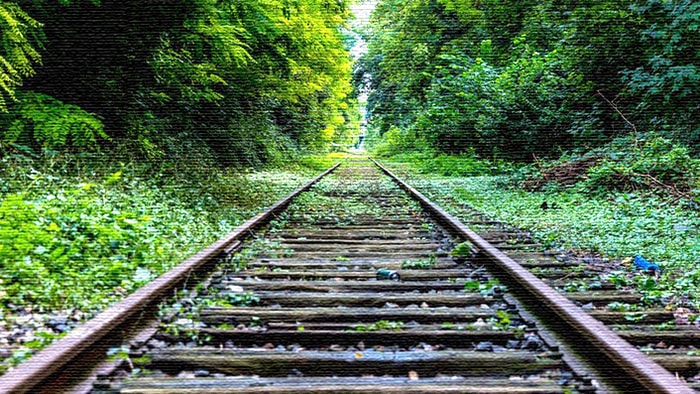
0 158 694 393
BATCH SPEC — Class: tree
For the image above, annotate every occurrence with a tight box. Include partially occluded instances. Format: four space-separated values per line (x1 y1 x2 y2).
3 0 358 163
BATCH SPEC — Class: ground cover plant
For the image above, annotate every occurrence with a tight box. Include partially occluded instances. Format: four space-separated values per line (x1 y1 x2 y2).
0 152 324 373
381 151 700 309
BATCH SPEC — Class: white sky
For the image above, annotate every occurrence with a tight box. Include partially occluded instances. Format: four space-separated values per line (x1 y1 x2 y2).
348 2 376 59
350 2 376 26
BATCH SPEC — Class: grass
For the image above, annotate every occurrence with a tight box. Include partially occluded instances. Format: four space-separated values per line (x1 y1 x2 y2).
383 160 700 309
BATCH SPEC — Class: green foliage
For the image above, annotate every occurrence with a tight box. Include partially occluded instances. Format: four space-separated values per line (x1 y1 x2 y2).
607 302 642 312
223 291 260 307
624 0 700 145
492 310 512 331
0 158 313 312
354 320 404 331
451 242 472 257
413 56 501 155
417 154 493 177
1 91 108 152
0 3 42 111
400 162 700 308
400 256 436 269
294 152 348 172
360 0 700 159
370 126 426 157
377 151 497 177
581 136 700 197
464 278 502 296
6 0 358 166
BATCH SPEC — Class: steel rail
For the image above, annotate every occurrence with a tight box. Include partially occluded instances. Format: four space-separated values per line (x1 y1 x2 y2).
0 163 341 394
371 158 693 394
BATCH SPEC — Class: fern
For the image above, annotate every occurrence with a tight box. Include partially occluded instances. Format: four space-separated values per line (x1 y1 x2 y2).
2 91 109 151
0 3 43 111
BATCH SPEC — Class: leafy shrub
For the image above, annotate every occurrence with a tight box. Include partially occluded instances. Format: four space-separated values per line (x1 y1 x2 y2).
412 46 592 160
581 135 699 198
624 0 700 146
378 151 496 177
370 126 427 158
1 92 108 152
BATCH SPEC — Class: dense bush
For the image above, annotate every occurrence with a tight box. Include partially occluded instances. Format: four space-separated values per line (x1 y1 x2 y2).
412 47 591 159
0 92 108 152
0 0 358 165
581 136 700 199
370 126 427 158
358 0 700 160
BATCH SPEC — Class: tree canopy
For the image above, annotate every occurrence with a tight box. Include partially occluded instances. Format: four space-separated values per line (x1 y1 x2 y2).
0 0 359 166
356 0 700 160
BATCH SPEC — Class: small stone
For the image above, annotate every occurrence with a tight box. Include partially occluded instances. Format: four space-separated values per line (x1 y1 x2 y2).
53 324 70 333
194 369 210 377
475 341 493 352
289 368 304 377
471 318 489 330
520 335 544 350
147 339 168 349
492 345 506 353
558 371 574 385
506 340 521 349
47 317 68 328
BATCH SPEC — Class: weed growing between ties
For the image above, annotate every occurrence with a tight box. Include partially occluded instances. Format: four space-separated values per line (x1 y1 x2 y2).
353 320 405 332
282 165 423 224
401 256 436 269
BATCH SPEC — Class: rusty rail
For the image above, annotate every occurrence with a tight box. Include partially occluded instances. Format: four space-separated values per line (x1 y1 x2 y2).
371 158 693 394
0 163 341 394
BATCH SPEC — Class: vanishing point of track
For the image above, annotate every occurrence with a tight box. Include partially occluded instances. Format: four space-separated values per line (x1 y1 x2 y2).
0 158 693 393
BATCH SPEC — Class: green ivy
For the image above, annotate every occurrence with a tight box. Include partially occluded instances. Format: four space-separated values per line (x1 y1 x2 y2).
391 159 700 309
0 160 314 312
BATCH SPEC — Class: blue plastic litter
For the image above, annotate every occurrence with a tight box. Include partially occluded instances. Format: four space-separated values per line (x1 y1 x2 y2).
634 255 660 272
